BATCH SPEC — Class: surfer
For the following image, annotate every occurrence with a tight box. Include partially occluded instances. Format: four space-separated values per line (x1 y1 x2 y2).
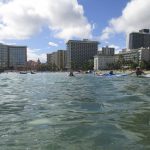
109 70 114 75
130 67 145 76
69 70 74 76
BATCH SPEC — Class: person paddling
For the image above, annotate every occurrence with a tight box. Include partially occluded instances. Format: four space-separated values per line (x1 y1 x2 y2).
69 70 74 76
109 70 114 75
130 67 146 77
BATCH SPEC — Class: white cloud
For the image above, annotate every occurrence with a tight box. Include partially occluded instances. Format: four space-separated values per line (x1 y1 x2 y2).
0 40 5 44
100 0 150 40
27 48 46 62
48 42 58 47
0 40 16 45
100 27 114 41
0 0 92 40
92 23 96 30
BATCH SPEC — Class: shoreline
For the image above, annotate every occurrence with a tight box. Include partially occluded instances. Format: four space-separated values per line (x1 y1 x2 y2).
95 69 150 74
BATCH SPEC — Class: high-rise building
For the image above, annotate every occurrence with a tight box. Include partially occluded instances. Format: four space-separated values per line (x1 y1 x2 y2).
129 29 150 49
56 50 66 70
102 46 115 55
0 43 27 69
47 52 57 65
47 50 66 70
0 44 8 68
47 53 53 64
8 45 27 68
66 39 99 69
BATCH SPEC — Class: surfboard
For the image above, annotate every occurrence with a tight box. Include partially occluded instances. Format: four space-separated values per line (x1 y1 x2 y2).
140 74 150 78
96 73 128 78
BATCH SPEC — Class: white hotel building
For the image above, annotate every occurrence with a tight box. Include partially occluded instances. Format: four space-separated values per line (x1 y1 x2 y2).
94 47 150 70
94 46 115 70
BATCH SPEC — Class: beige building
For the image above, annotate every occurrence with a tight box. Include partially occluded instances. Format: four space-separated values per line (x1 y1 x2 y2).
52 52 58 66
47 53 53 64
56 50 66 70
47 50 66 70
47 52 57 65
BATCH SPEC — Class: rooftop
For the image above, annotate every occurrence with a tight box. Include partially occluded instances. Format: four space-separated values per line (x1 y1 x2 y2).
66 39 99 44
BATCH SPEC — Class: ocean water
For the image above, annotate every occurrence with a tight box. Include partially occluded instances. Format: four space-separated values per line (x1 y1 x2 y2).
0 72 150 150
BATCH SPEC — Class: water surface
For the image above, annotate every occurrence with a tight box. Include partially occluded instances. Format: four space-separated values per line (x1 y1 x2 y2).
0 72 150 150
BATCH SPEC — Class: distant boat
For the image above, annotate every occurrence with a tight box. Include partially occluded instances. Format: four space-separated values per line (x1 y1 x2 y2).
20 71 27 74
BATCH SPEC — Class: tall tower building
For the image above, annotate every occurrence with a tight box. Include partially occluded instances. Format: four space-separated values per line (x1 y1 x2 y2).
102 46 115 56
129 29 150 49
47 50 66 70
47 53 53 64
66 39 99 69
0 44 9 68
0 43 27 69
56 50 66 70
8 45 27 68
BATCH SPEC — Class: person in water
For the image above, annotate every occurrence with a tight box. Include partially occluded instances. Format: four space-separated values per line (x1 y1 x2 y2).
109 70 114 75
130 67 145 76
69 71 74 76
135 67 145 76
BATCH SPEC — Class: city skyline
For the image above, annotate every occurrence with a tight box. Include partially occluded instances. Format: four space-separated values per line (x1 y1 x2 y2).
0 0 150 62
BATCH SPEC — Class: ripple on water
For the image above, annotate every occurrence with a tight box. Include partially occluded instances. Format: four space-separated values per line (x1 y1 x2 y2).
0 84 9 87
0 72 150 150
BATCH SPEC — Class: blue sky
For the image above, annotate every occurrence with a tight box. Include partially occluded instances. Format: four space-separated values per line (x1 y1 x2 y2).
0 0 149 61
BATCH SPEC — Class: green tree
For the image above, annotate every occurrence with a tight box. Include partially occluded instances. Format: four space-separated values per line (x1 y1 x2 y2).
71 61 77 70
140 60 150 69
52 63 58 71
88 59 94 70
82 59 94 70
118 54 125 68
130 62 138 69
